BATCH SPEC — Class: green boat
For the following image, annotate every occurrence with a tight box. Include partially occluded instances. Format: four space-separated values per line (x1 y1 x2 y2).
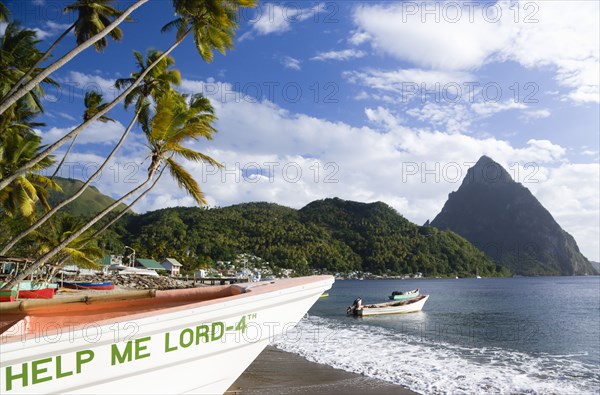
388 288 419 300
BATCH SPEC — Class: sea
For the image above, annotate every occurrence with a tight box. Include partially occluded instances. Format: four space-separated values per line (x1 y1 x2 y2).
274 277 600 394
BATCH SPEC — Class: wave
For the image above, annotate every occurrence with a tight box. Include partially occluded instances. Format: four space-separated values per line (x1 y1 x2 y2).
274 316 599 395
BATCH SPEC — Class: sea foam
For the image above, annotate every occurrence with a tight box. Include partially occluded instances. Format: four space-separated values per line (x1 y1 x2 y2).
274 315 599 395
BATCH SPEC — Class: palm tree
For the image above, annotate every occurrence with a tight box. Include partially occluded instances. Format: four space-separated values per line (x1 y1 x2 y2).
0 133 60 220
0 0 148 115
1 0 128 108
0 22 58 114
32 214 103 272
0 51 180 256
51 91 114 179
1 90 219 290
0 0 256 192
116 49 181 120
0 1 10 22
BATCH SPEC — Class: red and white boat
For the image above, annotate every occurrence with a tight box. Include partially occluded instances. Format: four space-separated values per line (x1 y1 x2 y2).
0 281 57 302
0 275 333 394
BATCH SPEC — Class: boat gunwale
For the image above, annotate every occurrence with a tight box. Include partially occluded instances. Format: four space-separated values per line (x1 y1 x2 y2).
0 276 334 342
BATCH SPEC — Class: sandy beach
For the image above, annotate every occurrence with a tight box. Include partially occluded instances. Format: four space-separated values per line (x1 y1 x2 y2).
226 346 419 395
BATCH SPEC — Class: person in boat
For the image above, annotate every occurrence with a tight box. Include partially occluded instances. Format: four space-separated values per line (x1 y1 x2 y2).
347 297 363 315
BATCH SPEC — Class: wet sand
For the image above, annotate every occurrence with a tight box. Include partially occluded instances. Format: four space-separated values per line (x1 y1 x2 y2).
226 346 419 395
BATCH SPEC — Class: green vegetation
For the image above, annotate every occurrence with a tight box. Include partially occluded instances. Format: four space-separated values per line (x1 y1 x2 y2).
48 177 129 217
110 198 503 277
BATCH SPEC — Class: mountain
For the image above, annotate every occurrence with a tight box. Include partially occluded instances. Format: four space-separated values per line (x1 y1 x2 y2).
49 177 129 217
431 156 596 276
113 198 502 277
591 261 600 273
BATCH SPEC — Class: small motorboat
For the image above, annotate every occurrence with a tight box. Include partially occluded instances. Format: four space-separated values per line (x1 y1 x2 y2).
347 294 429 316
59 280 115 290
388 288 419 300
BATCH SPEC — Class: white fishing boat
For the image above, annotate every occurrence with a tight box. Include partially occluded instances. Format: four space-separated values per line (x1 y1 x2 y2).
0 275 334 394
347 294 429 316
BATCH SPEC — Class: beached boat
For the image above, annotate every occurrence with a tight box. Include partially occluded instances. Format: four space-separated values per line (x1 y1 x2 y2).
388 288 419 300
59 280 115 290
0 281 57 302
108 264 159 277
0 275 333 394
347 294 429 316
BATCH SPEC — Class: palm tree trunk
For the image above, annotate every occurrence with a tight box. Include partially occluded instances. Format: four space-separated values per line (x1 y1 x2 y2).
0 110 140 256
0 21 77 107
0 0 148 115
50 134 79 179
0 29 191 192
1 165 161 290
92 164 167 238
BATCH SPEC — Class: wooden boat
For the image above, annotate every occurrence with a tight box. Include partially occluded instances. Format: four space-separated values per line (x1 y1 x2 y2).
0 275 333 394
0 281 57 302
388 288 419 300
59 280 115 290
347 294 429 316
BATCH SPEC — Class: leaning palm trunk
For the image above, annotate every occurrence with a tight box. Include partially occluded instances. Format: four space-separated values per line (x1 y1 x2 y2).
0 0 148 115
50 134 79 179
92 165 167 238
0 110 140 256
1 164 160 290
0 29 191 192
0 22 76 107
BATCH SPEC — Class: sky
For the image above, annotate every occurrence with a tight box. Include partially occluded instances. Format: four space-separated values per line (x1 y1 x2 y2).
3 0 599 261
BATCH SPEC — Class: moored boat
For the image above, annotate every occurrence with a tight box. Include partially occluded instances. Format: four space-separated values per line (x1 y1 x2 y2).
59 280 115 290
347 294 429 316
0 281 57 302
0 275 334 394
388 288 419 300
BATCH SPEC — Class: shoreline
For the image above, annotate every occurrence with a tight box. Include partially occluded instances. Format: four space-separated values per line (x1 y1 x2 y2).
226 346 419 395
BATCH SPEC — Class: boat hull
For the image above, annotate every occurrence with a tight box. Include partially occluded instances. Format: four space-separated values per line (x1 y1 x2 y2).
59 281 115 290
0 281 56 301
388 289 419 300
358 295 429 316
0 276 334 394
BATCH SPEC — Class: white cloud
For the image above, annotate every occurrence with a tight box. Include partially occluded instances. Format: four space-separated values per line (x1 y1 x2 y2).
33 21 72 40
471 100 528 117
281 56 301 70
352 1 600 103
406 103 473 134
239 3 324 41
41 120 129 146
311 49 366 62
349 31 371 45
344 68 474 102
118 78 599 260
520 108 551 121
61 71 118 99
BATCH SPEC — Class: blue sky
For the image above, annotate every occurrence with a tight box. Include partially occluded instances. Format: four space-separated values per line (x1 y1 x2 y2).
3 0 599 260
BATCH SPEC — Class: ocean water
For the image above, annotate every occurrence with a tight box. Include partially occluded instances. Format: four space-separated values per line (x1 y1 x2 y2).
274 277 600 394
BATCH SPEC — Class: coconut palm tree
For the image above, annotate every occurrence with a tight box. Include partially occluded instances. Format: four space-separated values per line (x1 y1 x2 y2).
0 133 60 220
1 0 128 108
0 0 147 115
0 22 58 114
32 214 103 271
50 91 114 179
0 1 10 22
115 49 181 120
0 0 256 192
1 90 219 289
0 51 180 256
